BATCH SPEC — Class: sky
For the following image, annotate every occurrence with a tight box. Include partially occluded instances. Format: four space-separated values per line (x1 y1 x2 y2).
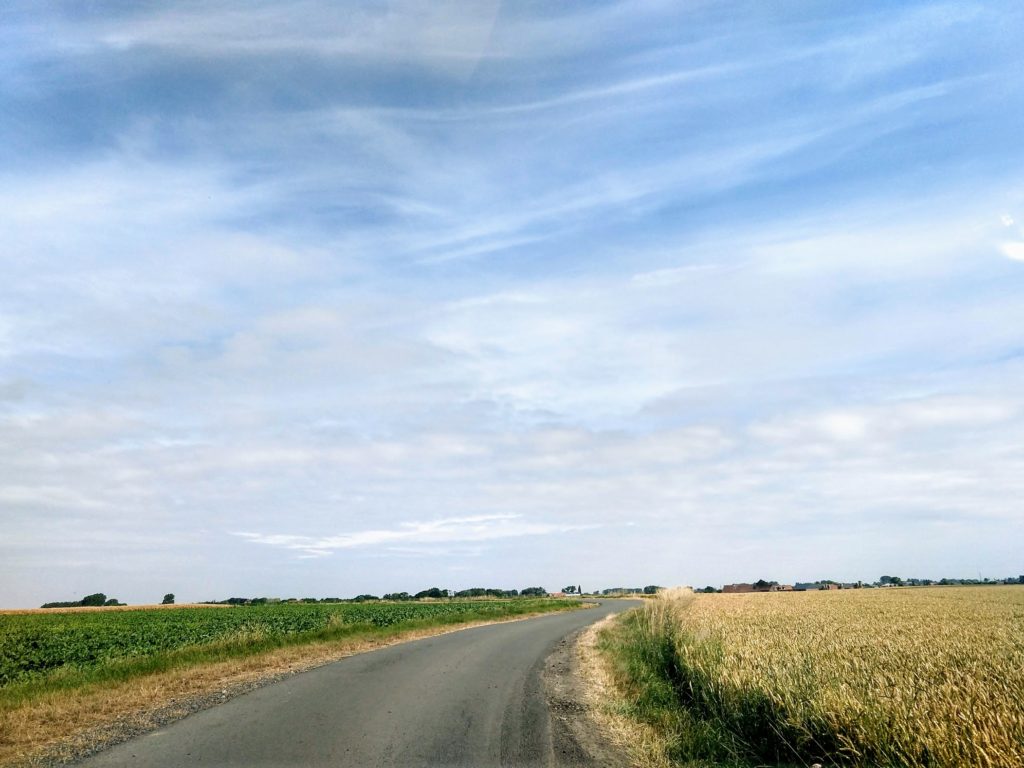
2 1 1023 607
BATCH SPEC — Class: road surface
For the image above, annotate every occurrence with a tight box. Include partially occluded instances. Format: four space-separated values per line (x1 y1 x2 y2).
77 600 640 767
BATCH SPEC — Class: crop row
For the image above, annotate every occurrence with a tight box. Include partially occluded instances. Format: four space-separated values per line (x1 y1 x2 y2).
0 600 561 685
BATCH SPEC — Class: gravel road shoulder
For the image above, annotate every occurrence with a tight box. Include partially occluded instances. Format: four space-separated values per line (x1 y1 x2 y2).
544 619 632 767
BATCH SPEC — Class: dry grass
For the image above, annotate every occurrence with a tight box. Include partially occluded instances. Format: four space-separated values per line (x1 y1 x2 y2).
599 586 1024 767
0 609 561 767
579 611 674 768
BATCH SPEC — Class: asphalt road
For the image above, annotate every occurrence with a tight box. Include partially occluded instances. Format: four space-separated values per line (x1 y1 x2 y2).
77 600 640 768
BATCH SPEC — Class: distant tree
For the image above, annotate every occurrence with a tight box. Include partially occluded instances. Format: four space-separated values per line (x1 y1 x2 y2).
577 585 582 595
352 594 380 602
161 593 175 605
562 585 577 594
415 587 445 599
701 585 719 593
520 586 547 596
753 580 777 591
642 585 662 595
80 593 107 607
879 575 903 586
103 598 122 606
383 592 412 601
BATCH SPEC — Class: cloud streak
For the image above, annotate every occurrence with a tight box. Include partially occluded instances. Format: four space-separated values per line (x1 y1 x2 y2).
234 514 598 558
2 0 1024 606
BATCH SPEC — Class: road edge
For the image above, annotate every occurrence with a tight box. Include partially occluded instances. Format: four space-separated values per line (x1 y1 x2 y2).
543 611 632 767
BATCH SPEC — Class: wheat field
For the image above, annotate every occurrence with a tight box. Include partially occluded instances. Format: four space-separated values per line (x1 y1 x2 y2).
602 586 1024 767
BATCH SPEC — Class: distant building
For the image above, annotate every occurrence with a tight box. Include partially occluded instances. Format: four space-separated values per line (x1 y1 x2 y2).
723 582 793 593
723 583 754 593
794 581 841 591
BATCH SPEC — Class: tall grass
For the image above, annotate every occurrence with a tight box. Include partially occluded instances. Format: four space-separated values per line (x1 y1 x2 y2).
599 586 1024 768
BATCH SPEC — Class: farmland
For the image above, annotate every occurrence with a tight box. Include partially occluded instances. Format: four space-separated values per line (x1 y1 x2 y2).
599 586 1024 768
0 599 577 690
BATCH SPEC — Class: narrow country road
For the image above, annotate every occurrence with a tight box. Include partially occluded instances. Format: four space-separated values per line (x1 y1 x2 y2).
76 600 640 767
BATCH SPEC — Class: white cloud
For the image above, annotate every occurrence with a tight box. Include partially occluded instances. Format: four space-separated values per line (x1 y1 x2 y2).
4 0 1024 605
92 1 505 74
234 514 598 558
1001 241 1024 261
818 412 869 441
630 263 733 287
752 396 1017 447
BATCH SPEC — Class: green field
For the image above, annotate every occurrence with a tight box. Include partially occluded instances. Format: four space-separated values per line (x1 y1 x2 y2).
0 599 577 694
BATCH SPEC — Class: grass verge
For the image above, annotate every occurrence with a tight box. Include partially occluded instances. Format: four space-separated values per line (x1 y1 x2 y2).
1 600 580 767
577 612 675 768
596 590 758 767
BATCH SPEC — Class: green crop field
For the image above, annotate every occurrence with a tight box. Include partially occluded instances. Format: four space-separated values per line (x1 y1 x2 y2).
0 599 575 689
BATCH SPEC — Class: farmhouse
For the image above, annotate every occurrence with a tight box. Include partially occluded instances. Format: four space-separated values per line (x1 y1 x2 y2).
794 581 843 591
722 582 794 593
722 583 754 593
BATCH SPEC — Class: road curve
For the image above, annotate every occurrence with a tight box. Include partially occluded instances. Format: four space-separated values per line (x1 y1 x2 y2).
77 600 640 768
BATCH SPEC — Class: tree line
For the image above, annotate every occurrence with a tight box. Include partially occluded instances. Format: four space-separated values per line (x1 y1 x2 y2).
199 587 553 605
41 592 125 608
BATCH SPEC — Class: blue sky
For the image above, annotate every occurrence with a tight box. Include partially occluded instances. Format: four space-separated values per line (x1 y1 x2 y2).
2 1 1023 606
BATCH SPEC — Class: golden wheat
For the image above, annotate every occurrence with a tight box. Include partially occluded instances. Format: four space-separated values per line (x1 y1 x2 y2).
622 586 1024 767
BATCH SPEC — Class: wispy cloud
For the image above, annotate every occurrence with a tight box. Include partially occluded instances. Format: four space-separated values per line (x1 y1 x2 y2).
3 0 1024 605
751 396 1018 446
1002 242 1024 262
234 514 598 558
